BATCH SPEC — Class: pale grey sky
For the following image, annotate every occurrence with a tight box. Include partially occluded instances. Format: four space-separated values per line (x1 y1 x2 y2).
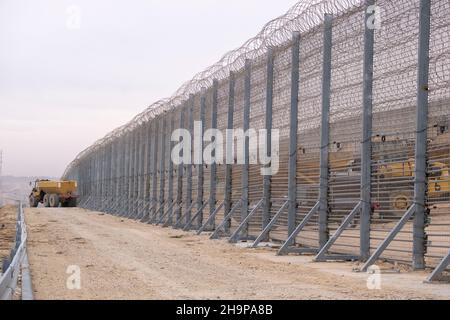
0 0 298 177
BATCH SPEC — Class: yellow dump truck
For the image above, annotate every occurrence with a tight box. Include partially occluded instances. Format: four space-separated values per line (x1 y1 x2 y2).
29 180 78 208
375 160 450 211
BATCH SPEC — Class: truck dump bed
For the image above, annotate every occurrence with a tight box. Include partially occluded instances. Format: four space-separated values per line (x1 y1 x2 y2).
37 181 77 195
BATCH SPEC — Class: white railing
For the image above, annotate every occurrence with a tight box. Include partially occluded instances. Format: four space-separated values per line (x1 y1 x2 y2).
0 202 32 300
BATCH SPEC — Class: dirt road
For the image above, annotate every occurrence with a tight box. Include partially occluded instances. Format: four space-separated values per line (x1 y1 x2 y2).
25 207 449 300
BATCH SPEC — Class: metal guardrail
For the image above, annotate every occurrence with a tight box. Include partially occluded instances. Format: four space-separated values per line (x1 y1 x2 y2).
0 202 33 300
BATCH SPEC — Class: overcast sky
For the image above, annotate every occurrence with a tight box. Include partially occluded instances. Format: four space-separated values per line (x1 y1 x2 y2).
0 0 298 178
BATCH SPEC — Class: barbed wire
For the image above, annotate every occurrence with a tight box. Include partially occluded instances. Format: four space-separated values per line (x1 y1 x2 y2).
63 0 364 178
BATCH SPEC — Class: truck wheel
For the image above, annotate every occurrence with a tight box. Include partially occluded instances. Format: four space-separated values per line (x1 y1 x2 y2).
29 196 39 208
389 191 413 216
49 194 60 208
43 194 50 207
68 198 77 207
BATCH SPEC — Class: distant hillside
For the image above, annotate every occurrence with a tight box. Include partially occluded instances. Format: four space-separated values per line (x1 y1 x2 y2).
0 176 57 206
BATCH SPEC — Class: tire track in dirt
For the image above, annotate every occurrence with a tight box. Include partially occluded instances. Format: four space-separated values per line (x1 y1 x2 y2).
25 207 449 300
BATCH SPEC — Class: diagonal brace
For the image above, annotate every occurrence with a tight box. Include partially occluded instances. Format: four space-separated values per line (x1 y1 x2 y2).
359 204 417 272
156 201 177 225
229 199 264 243
148 202 165 224
278 201 320 256
314 201 362 262
252 201 289 248
210 199 243 240
183 202 208 231
426 250 450 283
140 202 157 223
197 202 224 235
173 202 196 229
163 203 181 228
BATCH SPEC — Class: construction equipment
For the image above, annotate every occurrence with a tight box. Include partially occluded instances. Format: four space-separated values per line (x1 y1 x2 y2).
375 159 450 211
29 180 78 208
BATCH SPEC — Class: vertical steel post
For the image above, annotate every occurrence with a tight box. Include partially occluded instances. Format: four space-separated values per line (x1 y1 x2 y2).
176 107 185 223
151 121 159 221
131 128 138 216
94 149 98 209
121 134 128 214
133 127 139 216
167 112 175 225
185 95 194 225
288 32 301 239
99 147 104 210
108 142 113 212
197 94 206 228
135 127 140 215
95 153 99 209
115 137 122 214
159 116 167 220
101 145 106 210
139 124 145 216
319 14 333 248
132 130 138 215
142 120 154 222
242 59 252 238
263 48 274 230
413 0 431 270
128 131 135 215
126 133 132 214
360 0 375 261
224 72 236 232
136 125 142 216
209 80 219 230
99 146 104 210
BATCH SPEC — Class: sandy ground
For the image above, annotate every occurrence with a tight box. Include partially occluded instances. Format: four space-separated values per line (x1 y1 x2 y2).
0 205 17 263
25 207 450 300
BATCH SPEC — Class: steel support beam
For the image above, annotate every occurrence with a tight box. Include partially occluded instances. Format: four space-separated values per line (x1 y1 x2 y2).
174 202 196 229
278 202 320 256
197 201 225 235
360 0 375 261
185 96 194 225
142 121 151 220
132 126 139 217
208 80 219 231
242 59 252 238
142 122 153 222
167 112 175 225
176 107 185 225
252 201 289 248
196 94 206 229
128 129 137 217
160 202 178 227
122 132 131 215
229 199 263 244
288 32 301 238
413 0 431 271
360 204 417 272
315 202 362 262
183 202 208 232
210 199 243 240
263 48 274 231
426 250 450 282
150 120 159 222
158 116 167 221
137 124 145 217
224 72 236 233
319 14 333 248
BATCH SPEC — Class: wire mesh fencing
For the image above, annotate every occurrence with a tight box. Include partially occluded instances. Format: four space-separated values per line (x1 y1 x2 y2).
62 0 450 279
